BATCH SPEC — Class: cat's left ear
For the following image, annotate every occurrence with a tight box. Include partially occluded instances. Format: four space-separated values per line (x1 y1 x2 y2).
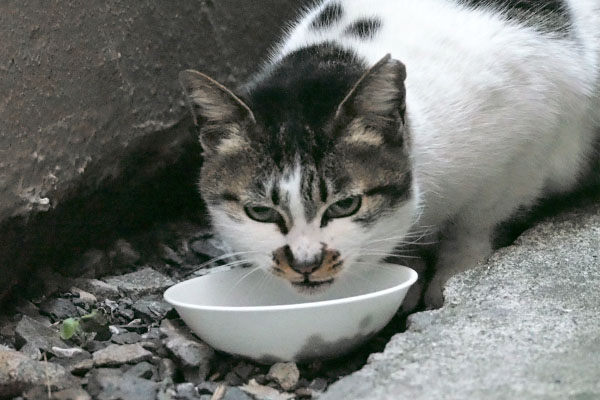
334 54 407 144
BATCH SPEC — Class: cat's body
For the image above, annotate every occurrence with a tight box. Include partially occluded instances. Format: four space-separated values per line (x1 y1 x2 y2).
181 0 600 309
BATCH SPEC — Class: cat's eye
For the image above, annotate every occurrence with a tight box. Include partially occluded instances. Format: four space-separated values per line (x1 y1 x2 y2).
324 196 362 219
244 205 283 223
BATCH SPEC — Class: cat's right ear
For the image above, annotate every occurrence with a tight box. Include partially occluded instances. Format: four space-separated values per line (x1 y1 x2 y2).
179 70 255 154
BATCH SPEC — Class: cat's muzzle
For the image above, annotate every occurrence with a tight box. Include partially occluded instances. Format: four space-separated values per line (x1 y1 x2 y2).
271 245 343 290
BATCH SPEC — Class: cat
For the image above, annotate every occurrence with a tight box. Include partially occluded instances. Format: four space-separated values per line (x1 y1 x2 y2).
179 0 600 310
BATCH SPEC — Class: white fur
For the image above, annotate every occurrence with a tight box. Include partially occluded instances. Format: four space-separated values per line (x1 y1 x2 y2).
264 0 600 305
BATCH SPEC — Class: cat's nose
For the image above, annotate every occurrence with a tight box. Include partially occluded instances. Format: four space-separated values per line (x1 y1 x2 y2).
284 245 324 275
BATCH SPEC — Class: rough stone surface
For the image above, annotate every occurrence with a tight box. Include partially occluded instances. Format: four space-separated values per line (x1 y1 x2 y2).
0 0 303 220
267 362 300 391
73 279 120 301
86 368 158 400
39 297 80 321
104 267 175 298
161 320 215 376
52 353 95 376
0 345 77 398
15 315 69 356
0 0 310 303
132 298 173 321
322 202 600 400
51 387 92 400
241 379 294 400
92 343 152 367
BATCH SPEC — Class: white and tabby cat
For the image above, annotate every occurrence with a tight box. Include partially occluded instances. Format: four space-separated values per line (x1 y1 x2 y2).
180 0 600 310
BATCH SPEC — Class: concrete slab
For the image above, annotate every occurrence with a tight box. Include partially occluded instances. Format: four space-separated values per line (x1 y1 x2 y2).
322 201 600 400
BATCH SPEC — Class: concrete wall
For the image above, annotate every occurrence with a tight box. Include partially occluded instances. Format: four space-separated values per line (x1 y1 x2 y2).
0 0 308 301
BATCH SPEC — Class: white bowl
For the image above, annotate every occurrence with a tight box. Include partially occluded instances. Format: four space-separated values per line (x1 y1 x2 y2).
163 264 417 363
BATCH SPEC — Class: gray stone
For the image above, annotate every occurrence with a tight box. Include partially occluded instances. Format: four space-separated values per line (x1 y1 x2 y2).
176 382 200 400
308 377 328 392
20 343 42 361
240 379 294 400
70 287 97 306
15 301 52 326
83 340 108 353
104 267 174 298
197 381 220 395
322 201 600 400
160 320 215 377
0 346 77 398
158 358 178 381
92 343 152 367
223 386 254 400
156 382 178 400
39 298 79 321
132 299 173 321
111 331 142 345
73 279 120 301
233 361 255 381
0 0 308 303
52 353 94 376
267 362 300 391
86 368 158 400
51 388 92 400
125 361 157 380
51 347 89 359
15 315 69 356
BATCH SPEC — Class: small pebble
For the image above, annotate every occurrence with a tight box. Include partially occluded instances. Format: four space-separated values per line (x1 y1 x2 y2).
308 377 328 392
176 382 199 399
39 298 79 321
125 361 157 380
111 331 142 345
158 358 178 381
92 343 152 367
197 381 220 395
70 287 97 305
267 362 300 391
51 346 89 358
295 387 313 398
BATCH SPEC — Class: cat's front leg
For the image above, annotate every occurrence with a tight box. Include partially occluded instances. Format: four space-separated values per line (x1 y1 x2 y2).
424 226 493 308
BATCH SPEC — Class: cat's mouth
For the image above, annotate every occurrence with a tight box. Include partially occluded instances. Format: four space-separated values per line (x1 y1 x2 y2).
272 267 342 293
290 277 335 293
292 277 334 288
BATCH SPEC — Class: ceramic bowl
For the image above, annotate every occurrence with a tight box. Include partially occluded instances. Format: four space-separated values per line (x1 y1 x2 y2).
163 264 417 363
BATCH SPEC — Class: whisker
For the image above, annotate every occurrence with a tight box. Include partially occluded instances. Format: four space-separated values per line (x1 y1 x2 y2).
227 265 263 294
194 250 261 269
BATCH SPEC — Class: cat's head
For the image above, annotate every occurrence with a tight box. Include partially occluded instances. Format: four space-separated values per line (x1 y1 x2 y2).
180 49 418 292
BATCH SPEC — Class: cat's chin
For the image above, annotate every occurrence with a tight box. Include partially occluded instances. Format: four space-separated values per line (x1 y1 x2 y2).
290 278 335 294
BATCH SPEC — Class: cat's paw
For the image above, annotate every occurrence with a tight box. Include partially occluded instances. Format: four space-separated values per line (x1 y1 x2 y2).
423 281 444 309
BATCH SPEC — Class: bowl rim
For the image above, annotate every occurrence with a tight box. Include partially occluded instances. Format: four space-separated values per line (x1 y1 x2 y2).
163 265 418 313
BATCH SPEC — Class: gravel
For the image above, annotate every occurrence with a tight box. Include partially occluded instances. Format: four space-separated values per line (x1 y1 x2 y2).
15 315 70 357
92 343 153 367
104 267 175 299
86 368 159 400
268 363 300 391
0 345 78 397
